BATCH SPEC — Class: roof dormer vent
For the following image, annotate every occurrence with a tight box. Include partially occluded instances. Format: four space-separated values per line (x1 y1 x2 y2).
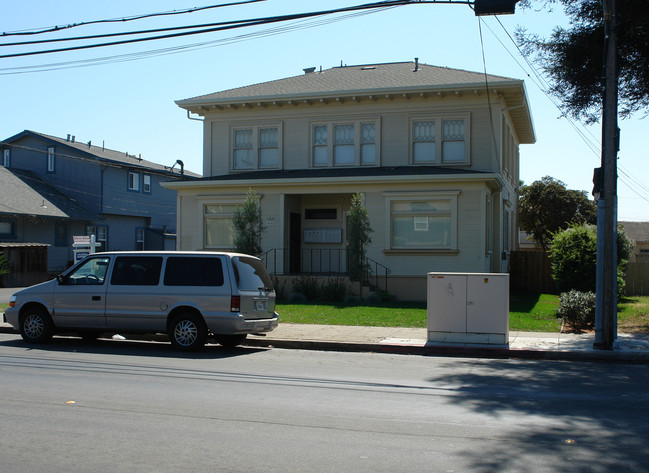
303 67 316 74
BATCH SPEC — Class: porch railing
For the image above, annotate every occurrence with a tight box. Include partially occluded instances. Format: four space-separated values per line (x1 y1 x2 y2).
259 248 391 293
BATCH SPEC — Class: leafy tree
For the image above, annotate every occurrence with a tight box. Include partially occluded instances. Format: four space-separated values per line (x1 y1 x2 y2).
548 224 633 295
519 176 596 251
0 252 9 287
233 189 265 256
516 0 649 123
346 193 373 283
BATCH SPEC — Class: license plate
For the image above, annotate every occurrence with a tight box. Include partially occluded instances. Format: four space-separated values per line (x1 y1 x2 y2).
255 300 267 311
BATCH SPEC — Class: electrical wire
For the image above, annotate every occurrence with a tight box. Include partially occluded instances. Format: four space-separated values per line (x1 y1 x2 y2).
0 1 267 36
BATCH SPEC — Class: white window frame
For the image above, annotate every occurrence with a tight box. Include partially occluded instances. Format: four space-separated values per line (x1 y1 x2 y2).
3 149 9 168
86 225 108 252
128 171 140 191
143 174 151 193
199 195 252 249
383 191 459 251
230 123 282 171
409 114 470 165
310 117 380 167
47 147 56 172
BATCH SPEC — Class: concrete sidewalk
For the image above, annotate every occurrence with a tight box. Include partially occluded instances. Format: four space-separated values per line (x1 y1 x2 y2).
3 316 647 362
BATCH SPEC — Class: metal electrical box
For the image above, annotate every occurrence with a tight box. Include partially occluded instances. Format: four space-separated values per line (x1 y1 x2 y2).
427 272 509 346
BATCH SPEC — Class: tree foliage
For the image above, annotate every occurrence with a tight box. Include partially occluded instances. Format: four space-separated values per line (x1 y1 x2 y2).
516 0 649 123
233 189 265 256
346 193 373 282
519 176 596 251
548 224 633 295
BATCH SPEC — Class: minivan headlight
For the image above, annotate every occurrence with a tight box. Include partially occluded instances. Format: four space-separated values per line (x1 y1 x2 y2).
9 295 16 308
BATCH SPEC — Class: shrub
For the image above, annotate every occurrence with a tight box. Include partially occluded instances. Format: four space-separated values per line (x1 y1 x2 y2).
320 277 347 302
287 292 308 304
291 276 319 301
555 290 596 332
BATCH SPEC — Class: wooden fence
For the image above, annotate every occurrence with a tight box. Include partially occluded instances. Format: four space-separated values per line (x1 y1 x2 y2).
510 250 649 296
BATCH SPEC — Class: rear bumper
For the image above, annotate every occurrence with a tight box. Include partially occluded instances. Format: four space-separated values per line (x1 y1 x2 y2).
205 312 279 335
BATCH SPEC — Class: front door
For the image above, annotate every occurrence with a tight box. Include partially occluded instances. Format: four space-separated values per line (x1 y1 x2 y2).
289 212 301 273
52 256 110 328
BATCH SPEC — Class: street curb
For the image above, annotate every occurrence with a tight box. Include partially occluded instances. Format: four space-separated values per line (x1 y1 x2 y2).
2 322 648 363
243 337 649 364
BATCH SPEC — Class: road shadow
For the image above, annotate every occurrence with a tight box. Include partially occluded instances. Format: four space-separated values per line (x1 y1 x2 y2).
0 334 269 359
427 358 649 471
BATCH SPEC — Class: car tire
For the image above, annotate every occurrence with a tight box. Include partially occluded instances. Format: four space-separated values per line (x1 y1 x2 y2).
20 308 54 344
214 334 247 348
169 313 207 351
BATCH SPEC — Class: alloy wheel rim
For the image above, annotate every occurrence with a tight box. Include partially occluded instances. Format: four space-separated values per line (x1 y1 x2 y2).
174 320 197 346
24 315 44 339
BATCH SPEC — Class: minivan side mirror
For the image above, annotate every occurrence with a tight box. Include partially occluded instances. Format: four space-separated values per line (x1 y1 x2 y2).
56 275 66 285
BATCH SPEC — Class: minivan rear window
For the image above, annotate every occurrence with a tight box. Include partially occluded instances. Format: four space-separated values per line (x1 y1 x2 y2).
164 257 224 286
111 256 162 286
232 256 274 291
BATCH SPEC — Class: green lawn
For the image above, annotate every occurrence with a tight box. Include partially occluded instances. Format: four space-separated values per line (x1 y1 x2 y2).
2 296 648 333
279 294 649 333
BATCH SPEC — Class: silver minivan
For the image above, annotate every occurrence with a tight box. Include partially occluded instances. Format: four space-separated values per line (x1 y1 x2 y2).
4 251 278 350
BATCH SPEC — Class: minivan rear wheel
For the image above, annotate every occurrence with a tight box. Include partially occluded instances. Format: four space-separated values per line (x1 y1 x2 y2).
169 313 207 351
20 308 54 344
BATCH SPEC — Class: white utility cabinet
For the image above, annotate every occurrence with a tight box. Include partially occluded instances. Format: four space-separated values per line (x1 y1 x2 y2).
427 272 509 346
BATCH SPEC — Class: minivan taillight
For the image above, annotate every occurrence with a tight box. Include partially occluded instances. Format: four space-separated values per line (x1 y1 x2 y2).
230 295 240 312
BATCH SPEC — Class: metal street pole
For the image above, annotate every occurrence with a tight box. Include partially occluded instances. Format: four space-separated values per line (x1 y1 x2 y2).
594 0 618 350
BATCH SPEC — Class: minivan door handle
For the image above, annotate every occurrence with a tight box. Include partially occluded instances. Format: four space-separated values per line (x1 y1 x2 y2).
92 296 101 301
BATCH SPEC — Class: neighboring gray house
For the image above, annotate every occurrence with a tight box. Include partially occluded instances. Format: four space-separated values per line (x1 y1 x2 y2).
620 221 649 263
1 130 198 273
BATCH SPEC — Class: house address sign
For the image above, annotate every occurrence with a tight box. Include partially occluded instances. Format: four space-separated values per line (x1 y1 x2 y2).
304 228 342 244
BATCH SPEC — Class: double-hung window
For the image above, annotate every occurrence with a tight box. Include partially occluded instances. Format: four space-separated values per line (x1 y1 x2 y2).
136 228 145 250
232 125 281 170
47 147 56 172
143 174 151 193
2 149 9 168
87 225 107 252
128 172 140 191
312 119 379 167
384 192 459 251
411 115 469 165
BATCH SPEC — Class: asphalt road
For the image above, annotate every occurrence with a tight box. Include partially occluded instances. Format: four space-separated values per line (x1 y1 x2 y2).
1 333 648 473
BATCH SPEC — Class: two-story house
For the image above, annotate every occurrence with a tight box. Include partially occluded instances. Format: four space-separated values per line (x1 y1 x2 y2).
164 61 535 300
1 130 198 273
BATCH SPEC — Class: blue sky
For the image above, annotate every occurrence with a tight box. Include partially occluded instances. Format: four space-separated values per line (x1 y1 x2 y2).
2 0 647 221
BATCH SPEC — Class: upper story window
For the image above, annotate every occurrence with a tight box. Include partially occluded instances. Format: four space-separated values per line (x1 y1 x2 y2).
410 115 470 165
128 171 140 191
143 174 152 193
47 147 56 172
312 119 379 167
232 124 281 170
0 219 16 239
2 149 10 168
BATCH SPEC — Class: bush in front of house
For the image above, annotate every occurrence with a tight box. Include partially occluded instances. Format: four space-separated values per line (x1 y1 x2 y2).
555 290 596 332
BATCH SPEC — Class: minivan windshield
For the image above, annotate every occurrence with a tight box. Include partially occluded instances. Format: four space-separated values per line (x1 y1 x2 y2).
232 256 274 291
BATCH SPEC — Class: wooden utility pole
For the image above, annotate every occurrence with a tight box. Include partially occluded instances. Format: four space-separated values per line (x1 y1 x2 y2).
595 0 618 350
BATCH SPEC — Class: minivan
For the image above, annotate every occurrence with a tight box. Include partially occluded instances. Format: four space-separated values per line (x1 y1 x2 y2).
4 251 279 350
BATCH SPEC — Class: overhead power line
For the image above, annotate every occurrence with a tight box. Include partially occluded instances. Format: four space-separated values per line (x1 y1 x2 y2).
0 1 267 37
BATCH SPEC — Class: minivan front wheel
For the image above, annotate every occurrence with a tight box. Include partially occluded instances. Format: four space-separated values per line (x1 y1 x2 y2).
169 313 207 351
20 308 54 344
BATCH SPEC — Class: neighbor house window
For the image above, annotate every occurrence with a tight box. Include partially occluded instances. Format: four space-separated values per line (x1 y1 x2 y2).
136 228 145 250
384 192 459 250
2 149 9 167
312 118 380 167
55 222 68 247
411 115 469 165
128 171 140 191
47 147 56 172
86 225 107 252
204 203 237 249
232 125 281 170
143 174 151 193
0 220 16 239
